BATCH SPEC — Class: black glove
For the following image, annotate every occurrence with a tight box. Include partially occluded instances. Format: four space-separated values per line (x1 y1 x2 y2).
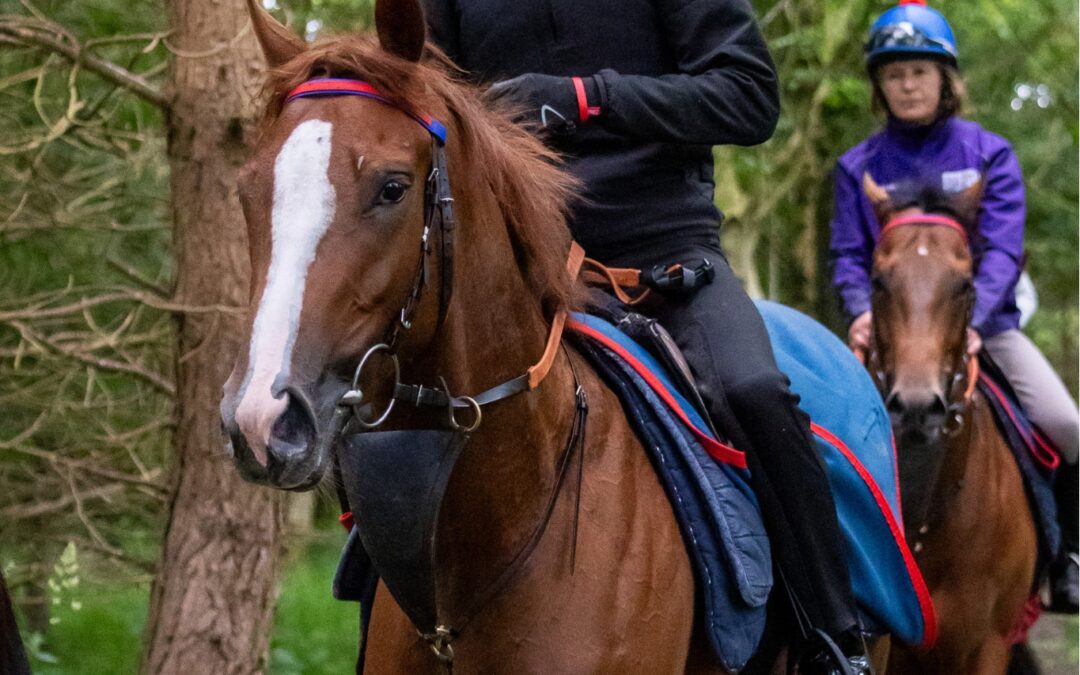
487 73 603 135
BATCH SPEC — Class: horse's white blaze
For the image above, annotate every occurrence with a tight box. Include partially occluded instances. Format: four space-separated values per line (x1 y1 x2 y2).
235 119 337 462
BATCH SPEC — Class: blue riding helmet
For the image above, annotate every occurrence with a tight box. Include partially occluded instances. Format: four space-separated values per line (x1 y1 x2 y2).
865 0 958 69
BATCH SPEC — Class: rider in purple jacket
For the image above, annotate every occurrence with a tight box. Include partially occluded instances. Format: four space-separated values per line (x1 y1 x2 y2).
830 0 1078 612
832 117 1024 338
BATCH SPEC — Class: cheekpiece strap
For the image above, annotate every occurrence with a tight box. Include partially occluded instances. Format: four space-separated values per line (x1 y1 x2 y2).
285 78 448 145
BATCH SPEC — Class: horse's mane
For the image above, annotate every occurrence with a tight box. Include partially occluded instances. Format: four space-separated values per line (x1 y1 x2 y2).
262 35 579 319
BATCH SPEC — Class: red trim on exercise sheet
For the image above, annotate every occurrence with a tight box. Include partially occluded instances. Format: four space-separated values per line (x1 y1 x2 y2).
811 422 938 648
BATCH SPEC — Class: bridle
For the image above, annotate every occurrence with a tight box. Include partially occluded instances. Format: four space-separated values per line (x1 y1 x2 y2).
287 78 456 346
285 78 584 431
866 212 981 552
281 78 588 671
866 212 980 439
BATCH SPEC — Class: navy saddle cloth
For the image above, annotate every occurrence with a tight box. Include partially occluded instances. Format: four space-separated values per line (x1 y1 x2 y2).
977 354 1062 566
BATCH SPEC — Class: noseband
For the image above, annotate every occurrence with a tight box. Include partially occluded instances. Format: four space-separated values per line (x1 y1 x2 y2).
868 213 979 437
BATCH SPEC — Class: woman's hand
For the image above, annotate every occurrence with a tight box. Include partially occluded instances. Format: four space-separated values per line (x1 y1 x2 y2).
966 327 983 356
848 311 872 363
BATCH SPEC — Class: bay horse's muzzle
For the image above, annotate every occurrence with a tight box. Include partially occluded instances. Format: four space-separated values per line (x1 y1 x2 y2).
223 384 329 491
885 387 949 445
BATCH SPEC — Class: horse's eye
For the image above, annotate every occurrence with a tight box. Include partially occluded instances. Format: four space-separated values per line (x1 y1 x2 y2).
957 278 974 297
379 181 408 204
871 275 887 294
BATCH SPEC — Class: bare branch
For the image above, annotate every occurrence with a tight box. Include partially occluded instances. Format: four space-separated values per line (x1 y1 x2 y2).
0 481 125 521
0 288 241 321
8 320 176 395
0 20 168 110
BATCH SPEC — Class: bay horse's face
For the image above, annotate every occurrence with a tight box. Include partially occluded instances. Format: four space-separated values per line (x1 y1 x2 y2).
864 174 981 448
220 0 437 489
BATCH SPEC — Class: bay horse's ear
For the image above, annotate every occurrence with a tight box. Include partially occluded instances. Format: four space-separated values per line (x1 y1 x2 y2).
863 171 893 225
246 0 306 69
951 179 984 230
375 0 427 63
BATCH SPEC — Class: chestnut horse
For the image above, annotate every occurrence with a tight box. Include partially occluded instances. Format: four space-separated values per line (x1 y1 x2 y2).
860 175 1038 674
219 0 783 671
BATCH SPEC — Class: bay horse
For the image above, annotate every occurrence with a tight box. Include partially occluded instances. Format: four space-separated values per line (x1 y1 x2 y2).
220 0 751 671
860 174 1039 674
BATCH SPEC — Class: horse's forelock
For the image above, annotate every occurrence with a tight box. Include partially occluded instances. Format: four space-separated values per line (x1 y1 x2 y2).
259 35 579 319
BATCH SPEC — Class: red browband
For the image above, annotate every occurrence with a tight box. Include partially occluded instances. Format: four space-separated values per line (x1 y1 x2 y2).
285 78 448 145
880 213 968 244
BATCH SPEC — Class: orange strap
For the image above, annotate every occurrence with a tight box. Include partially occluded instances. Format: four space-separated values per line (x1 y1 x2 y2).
526 242 587 389
963 354 980 402
581 257 651 305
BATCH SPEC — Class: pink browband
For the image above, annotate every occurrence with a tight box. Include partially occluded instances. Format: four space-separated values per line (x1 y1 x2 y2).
880 214 968 244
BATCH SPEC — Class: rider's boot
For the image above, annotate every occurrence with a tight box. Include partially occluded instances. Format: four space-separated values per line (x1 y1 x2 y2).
1048 462 1078 614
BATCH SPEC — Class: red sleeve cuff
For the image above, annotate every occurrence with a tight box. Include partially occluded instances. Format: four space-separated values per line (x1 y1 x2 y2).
571 76 602 123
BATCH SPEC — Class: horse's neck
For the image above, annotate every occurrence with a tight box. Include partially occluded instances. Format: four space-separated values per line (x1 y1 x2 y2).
918 394 1014 573
420 203 581 619
433 341 579 621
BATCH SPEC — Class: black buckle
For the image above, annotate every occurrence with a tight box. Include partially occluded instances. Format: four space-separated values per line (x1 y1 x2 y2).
643 258 715 296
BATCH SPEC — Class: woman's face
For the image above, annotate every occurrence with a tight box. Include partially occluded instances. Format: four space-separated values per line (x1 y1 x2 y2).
878 59 942 125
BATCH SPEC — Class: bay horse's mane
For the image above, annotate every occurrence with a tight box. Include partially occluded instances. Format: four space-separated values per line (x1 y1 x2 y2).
260 35 580 319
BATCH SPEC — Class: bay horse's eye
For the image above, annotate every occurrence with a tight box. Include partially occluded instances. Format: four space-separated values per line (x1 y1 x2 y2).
379 181 409 204
871 275 887 294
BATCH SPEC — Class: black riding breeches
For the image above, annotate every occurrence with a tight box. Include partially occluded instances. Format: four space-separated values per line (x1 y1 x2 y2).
606 241 860 639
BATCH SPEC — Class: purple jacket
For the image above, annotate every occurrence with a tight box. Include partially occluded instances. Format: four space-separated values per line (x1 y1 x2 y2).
829 116 1025 337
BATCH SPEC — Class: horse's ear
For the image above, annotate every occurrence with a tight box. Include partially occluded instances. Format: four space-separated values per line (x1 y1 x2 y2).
375 0 427 63
951 179 984 229
246 0 306 69
863 171 893 225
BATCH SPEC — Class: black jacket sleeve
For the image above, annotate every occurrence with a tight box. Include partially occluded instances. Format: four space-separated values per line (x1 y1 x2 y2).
595 0 779 146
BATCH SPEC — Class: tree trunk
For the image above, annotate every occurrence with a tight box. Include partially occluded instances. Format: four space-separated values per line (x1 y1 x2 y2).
141 1 284 672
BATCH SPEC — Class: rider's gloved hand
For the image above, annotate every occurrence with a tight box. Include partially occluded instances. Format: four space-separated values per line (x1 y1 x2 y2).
487 73 603 135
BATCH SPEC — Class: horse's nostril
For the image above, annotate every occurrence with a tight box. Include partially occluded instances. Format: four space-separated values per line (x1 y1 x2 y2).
269 396 316 459
928 394 948 418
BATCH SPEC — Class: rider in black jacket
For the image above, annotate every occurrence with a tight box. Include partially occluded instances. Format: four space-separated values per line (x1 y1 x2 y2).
425 0 870 670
